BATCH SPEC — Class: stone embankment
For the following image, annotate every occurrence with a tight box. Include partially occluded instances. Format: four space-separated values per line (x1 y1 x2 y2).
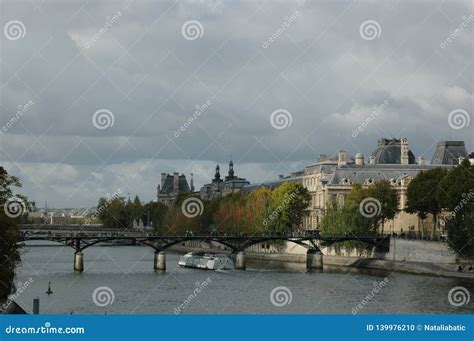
170 239 474 279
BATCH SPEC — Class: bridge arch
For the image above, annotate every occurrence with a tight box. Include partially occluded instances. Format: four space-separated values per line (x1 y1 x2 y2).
151 237 240 252
19 237 77 250
237 237 315 252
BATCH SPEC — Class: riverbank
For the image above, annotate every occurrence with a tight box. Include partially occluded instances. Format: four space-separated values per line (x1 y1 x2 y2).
169 244 474 279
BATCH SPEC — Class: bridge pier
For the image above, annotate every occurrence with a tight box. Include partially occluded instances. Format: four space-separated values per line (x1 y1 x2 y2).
306 248 323 271
154 251 166 271
74 252 84 272
235 251 246 270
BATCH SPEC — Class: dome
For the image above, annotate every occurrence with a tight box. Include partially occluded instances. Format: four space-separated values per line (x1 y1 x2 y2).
370 138 416 165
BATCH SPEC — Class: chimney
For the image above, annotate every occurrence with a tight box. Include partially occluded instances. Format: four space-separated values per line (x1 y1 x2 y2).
418 156 425 166
319 154 327 162
190 173 195 192
355 153 364 166
401 138 409 165
369 156 376 165
338 149 346 167
173 172 179 193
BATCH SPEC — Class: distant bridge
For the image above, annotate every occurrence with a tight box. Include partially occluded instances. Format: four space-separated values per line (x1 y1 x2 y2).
18 224 390 272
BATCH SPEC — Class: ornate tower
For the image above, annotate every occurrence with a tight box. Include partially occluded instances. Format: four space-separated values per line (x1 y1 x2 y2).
214 164 221 182
401 138 409 165
228 160 235 179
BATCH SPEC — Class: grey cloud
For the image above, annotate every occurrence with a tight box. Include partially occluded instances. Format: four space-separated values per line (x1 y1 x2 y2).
0 0 472 206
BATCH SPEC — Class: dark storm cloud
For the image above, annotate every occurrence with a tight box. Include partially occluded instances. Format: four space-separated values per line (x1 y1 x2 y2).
0 0 472 206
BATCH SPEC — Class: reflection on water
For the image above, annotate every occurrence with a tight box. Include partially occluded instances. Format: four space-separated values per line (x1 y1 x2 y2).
12 245 474 314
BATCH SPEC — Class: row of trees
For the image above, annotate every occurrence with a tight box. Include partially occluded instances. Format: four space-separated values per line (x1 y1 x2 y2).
406 159 474 257
96 182 311 236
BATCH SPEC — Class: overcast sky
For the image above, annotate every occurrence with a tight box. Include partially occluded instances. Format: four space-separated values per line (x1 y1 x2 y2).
1 0 472 208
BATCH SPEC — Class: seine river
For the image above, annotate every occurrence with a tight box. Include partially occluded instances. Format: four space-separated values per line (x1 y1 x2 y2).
13 244 474 314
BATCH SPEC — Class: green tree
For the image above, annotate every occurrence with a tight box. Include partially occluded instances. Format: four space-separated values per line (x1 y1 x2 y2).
437 159 474 211
437 159 474 257
445 209 474 259
367 180 399 235
321 185 375 236
405 167 448 239
270 182 311 233
97 196 130 229
0 167 29 302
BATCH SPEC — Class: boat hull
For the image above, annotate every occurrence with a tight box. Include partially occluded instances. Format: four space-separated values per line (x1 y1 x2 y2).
178 253 234 270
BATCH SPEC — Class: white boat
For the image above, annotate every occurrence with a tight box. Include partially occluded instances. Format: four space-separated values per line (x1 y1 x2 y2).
178 252 235 270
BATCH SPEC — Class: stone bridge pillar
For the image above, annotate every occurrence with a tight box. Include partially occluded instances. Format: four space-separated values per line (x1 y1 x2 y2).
235 251 246 270
306 248 323 271
74 251 84 272
154 251 166 271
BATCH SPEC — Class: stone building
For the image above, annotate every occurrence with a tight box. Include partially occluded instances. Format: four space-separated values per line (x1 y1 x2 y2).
157 172 193 206
200 161 250 200
301 138 468 237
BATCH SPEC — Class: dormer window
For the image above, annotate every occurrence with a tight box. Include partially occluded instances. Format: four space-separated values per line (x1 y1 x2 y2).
340 178 351 186
364 178 375 185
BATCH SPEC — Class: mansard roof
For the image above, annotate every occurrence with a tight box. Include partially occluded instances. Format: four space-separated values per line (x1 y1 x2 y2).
370 138 416 165
240 176 302 193
160 174 191 194
430 141 468 165
327 164 452 186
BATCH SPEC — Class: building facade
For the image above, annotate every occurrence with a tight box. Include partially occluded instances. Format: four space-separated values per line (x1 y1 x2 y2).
301 138 468 237
200 161 250 200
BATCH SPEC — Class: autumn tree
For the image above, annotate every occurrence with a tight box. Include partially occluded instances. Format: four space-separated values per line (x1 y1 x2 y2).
270 182 311 233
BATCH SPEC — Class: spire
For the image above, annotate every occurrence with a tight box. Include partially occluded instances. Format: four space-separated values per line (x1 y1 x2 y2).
190 173 194 192
214 164 221 181
228 160 234 178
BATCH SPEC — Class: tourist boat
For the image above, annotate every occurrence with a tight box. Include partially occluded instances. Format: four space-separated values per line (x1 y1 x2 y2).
178 252 235 270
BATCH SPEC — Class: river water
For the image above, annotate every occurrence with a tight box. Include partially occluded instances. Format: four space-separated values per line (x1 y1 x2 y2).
13 244 474 314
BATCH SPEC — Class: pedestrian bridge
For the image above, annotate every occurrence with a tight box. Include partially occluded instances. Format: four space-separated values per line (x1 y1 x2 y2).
18 225 390 273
